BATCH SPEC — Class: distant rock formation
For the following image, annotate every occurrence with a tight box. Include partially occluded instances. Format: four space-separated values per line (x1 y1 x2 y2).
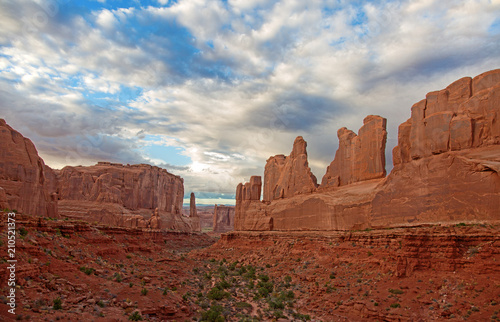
263 136 318 202
54 162 199 232
235 69 500 231
0 119 58 217
213 205 235 233
56 162 184 213
189 192 201 232
321 115 387 188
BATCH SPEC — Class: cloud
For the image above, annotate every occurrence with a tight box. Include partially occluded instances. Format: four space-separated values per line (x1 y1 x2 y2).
0 0 499 201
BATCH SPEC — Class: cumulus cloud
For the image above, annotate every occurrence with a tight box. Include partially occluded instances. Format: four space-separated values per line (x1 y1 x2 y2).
0 0 499 201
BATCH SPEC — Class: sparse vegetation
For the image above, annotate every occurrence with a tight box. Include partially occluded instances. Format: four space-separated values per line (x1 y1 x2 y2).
53 297 62 310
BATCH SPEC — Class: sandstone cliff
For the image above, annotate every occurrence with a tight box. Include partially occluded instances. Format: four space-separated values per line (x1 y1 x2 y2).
213 204 235 233
56 162 184 213
263 136 318 202
321 115 387 188
0 119 58 217
54 162 198 232
235 69 500 231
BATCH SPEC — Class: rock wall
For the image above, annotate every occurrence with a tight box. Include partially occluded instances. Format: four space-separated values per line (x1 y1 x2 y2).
235 70 500 231
213 205 235 233
0 119 58 217
393 70 500 165
56 162 184 214
54 163 200 232
321 115 387 188
263 136 318 202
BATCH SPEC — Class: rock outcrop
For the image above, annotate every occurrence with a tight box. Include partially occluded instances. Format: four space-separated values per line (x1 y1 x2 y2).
0 119 58 217
189 192 201 232
235 176 271 231
54 162 200 232
321 115 387 188
263 137 318 202
213 205 235 233
235 70 500 231
393 70 500 164
56 162 184 213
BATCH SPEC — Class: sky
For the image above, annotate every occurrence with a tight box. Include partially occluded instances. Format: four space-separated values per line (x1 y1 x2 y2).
1 0 499 206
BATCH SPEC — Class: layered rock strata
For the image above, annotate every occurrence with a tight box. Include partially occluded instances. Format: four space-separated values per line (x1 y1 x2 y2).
235 70 500 231
0 119 58 217
213 205 235 233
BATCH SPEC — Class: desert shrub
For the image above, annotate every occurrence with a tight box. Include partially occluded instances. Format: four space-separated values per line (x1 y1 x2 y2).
207 287 230 301
200 304 225 322
53 297 62 310
128 311 143 321
79 266 95 275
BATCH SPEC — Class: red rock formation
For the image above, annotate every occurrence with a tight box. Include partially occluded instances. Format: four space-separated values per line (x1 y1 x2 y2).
213 205 235 233
54 163 200 232
263 136 318 202
56 162 184 213
393 69 500 164
190 192 201 232
0 187 8 210
0 119 58 217
235 70 500 231
321 115 387 188
235 176 272 231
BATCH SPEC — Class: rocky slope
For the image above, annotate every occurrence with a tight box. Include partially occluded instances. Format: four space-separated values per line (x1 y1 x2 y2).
0 119 58 217
235 69 500 231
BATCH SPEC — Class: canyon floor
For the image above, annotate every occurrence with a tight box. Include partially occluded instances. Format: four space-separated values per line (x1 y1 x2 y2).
1 212 499 321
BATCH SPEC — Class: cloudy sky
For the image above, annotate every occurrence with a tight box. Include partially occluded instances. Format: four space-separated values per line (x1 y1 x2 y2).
1 0 499 205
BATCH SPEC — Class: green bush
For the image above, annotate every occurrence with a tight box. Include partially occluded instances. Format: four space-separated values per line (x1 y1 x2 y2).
19 227 28 237
141 288 148 296
207 287 230 301
200 304 225 322
128 311 143 321
390 303 401 308
79 266 95 275
53 297 62 310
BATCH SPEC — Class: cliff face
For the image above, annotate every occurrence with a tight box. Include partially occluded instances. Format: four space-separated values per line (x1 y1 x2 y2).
56 162 184 214
213 205 235 233
235 70 500 231
0 119 58 217
54 162 199 232
321 115 387 188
